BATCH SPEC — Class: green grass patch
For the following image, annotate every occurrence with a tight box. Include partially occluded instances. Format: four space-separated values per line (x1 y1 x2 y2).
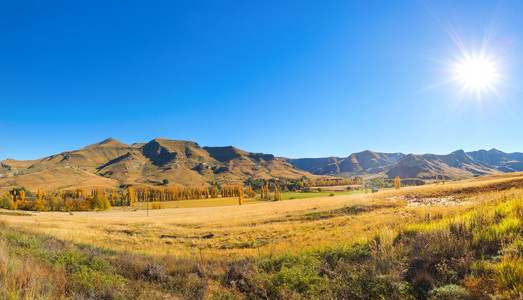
282 191 363 200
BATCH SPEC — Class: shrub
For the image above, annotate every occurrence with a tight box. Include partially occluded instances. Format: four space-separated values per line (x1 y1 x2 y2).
333 272 410 299
151 202 163 209
45 195 64 211
33 198 46 211
315 243 371 268
428 284 471 299
494 255 523 297
8 199 18 210
65 198 90 211
17 200 34 211
0 194 10 208
86 195 111 211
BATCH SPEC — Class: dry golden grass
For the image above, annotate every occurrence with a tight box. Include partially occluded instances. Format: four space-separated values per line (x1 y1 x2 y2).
1 172 522 261
131 196 265 209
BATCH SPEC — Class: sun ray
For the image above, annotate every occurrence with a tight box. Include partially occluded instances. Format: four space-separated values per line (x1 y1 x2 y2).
449 51 502 98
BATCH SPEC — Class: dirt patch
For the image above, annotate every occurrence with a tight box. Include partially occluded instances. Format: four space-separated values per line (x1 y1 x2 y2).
405 196 472 207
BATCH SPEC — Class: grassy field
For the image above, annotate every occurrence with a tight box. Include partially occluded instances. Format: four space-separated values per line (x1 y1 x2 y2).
127 191 364 209
130 196 265 209
281 190 363 200
1 173 523 298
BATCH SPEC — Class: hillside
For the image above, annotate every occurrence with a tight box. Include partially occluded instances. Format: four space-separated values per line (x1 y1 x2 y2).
285 150 404 176
0 138 312 192
2 140 523 192
285 148 523 179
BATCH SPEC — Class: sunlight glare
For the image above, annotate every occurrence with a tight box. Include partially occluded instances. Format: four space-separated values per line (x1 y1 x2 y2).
450 51 502 98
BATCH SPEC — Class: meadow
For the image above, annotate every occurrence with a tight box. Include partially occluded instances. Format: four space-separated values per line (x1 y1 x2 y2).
1 173 523 298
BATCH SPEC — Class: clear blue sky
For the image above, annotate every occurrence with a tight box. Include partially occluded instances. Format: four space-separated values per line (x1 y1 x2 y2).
1 1 522 160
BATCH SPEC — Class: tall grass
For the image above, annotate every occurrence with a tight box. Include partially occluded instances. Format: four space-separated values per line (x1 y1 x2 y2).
1 174 523 298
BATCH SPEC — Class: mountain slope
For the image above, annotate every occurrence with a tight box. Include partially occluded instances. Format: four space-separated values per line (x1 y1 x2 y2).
285 151 404 176
467 149 523 173
0 138 314 192
285 149 523 180
385 150 497 179
2 139 522 192
384 149 523 179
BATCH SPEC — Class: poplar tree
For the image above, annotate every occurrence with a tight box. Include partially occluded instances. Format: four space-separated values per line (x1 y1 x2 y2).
128 187 136 205
238 186 244 205
110 190 116 206
394 177 401 190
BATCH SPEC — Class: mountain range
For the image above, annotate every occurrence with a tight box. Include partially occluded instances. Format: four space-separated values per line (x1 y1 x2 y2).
0 138 310 192
284 149 523 179
1 138 522 192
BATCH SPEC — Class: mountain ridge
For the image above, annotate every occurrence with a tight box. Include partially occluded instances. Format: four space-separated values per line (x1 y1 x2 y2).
284 148 523 180
1 139 523 192
0 138 313 192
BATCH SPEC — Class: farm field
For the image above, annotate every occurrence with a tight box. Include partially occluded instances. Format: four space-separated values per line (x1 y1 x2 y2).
130 196 265 209
1 172 523 298
278 190 363 200
127 190 364 209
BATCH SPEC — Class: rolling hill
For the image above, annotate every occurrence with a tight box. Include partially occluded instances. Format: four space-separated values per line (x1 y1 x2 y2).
0 138 312 192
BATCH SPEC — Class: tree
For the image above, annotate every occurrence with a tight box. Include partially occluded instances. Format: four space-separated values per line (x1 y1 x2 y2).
238 187 244 205
394 177 401 190
110 190 116 206
87 194 111 210
163 179 169 185
19 190 26 202
120 188 125 206
33 196 45 211
272 184 282 201
128 187 136 206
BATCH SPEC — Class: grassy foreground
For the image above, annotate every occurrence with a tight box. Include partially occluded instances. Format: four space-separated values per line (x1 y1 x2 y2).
1 173 523 298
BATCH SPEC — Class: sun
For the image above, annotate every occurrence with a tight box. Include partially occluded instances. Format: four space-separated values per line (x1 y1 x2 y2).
450 51 502 98
455 56 496 89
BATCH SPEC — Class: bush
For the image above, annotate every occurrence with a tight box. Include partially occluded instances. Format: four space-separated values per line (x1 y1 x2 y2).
494 255 523 297
0 194 10 208
17 200 34 211
315 243 371 267
65 198 90 211
428 284 471 299
151 202 163 209
8 199 18 210
45 195 64 211
86 195 111 210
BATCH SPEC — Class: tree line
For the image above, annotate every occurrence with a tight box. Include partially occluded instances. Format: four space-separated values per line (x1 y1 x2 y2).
0 184 263 212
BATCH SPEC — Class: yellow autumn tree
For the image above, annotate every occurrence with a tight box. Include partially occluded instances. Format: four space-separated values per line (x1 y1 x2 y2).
120 188 125 206
128 187 136 206
30 188 44 211
110 190 116 206
394 177 401 190
238 186 244 205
